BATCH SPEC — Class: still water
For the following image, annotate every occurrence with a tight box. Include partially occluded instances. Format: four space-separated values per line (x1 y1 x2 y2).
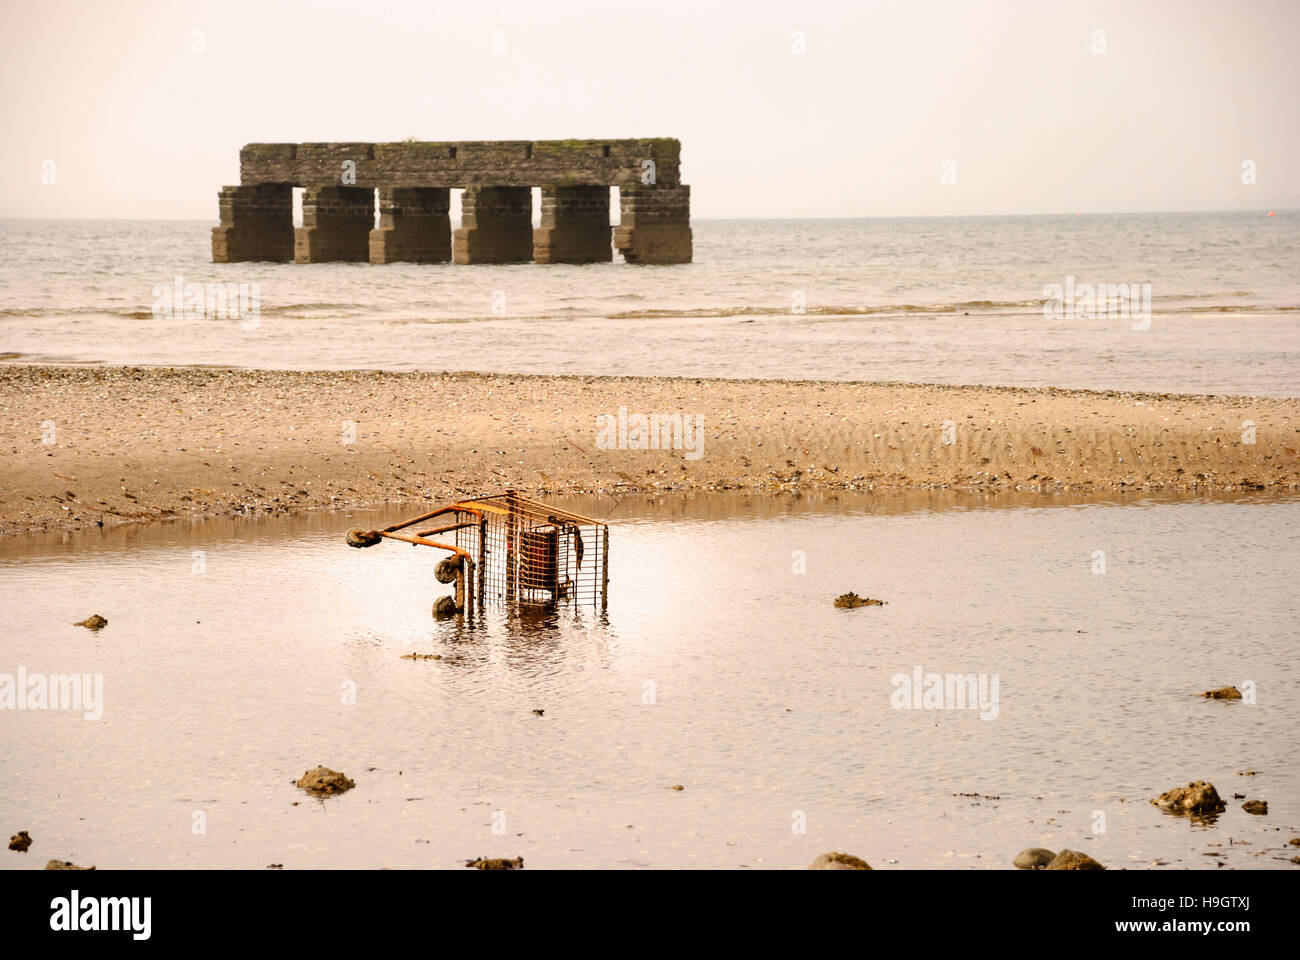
1 490 1296 869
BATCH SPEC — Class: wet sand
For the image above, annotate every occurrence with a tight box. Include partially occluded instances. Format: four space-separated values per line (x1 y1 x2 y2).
2 363 1298 534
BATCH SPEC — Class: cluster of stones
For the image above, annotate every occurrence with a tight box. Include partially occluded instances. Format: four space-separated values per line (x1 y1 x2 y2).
1013 847 1105 870
213 139 691 265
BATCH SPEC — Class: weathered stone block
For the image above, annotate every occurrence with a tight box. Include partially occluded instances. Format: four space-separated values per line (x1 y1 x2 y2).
295 186 374 263
533 185 612 263
614 184 692 264
369 187 451 263
240 139 681 188
211 184 293 262
453 186 532 264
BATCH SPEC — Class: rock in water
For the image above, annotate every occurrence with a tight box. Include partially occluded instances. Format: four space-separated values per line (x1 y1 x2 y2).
466 856 523 870
1242 800 1268 815
1045 850 1105 871
833 592 885 608
1013 847 1056 870
808 852 872 870
296 766 356 797
8 831 32 853
1202 686 1243 699
73 614 107 631
1152 780 1226 817
45 860 94 870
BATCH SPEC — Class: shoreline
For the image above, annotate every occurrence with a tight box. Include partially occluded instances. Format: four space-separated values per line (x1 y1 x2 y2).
2 364 1298 536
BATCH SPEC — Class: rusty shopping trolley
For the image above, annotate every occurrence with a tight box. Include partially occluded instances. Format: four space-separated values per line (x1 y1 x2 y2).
346 490 609 617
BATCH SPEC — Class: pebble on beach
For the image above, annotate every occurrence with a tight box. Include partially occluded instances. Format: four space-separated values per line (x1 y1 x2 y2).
8 831 32 853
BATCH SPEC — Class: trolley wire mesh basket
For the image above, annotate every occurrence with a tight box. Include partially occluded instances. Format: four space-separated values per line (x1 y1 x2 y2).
346 490 609 616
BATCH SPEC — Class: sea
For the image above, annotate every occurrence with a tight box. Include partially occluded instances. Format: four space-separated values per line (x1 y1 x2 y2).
1 210 1297 395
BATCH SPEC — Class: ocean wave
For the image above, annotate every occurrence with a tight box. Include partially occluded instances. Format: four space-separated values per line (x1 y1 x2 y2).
2 296 1296 324
605 295 1281 319
608 301 1045 319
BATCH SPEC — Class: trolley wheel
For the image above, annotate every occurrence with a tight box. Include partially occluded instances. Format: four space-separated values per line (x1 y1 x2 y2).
435 556 462 584
433 595 458 618
345 528 382 548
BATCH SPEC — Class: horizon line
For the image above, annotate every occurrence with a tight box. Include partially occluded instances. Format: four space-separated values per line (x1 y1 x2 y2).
0 207 1292 224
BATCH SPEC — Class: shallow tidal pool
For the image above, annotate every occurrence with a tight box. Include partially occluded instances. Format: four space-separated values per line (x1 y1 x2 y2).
1 489 1297 869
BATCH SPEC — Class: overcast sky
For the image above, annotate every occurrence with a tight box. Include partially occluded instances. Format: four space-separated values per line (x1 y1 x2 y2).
2 0 1296 219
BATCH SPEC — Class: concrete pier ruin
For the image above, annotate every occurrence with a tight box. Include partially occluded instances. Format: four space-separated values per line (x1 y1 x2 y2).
212 139 691 265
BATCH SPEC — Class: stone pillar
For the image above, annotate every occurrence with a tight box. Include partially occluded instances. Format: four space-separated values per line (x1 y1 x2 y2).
369 187 451 263
533 185 612 263
294 186 374 263
614 184 692 264
453 186 533 264
211 184 293 262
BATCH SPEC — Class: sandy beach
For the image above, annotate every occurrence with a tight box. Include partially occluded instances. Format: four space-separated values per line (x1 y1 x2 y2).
2 364 1297 535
